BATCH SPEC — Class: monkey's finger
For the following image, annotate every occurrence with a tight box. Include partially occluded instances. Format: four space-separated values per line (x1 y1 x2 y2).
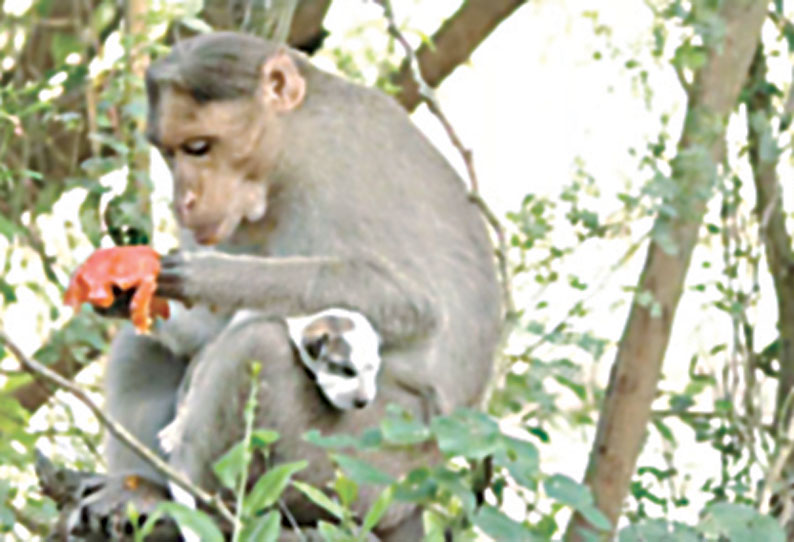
156 253 188 300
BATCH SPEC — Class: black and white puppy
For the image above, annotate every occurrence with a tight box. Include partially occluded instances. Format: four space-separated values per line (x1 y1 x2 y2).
286 308 381 410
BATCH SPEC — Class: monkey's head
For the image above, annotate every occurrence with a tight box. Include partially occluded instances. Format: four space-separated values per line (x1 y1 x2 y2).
287 309 381 410
144 33 306 245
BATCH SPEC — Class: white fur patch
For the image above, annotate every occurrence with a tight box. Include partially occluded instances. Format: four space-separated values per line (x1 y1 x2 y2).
287 308 381 410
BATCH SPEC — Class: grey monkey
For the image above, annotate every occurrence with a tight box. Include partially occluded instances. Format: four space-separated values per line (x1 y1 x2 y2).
87 31 500 541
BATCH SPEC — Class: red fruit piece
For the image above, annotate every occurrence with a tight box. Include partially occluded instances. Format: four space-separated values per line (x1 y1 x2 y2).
64 246 170 332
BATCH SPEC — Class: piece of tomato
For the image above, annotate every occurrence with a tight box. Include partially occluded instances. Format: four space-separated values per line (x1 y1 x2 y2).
64 246 170 332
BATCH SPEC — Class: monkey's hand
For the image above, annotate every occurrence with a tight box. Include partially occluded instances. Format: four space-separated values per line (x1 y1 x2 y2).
64 246 170 333
156 251 189 301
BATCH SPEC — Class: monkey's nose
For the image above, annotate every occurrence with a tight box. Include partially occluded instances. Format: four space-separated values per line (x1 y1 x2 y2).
353 398 368 409
178 191 198 220
183 190 198 210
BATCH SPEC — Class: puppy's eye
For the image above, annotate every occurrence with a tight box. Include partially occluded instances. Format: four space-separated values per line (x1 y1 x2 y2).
328 364 357 378
182 139 211 156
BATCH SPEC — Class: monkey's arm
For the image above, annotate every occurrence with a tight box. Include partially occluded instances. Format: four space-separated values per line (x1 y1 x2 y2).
157 252 437 346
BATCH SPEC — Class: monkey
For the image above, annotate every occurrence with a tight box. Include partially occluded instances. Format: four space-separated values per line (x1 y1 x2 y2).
75 31 501 541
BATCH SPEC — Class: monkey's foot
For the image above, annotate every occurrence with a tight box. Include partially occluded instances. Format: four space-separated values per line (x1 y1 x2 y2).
67 473 178 541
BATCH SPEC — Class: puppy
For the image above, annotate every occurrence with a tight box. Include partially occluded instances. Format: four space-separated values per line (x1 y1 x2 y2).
286 308 381 410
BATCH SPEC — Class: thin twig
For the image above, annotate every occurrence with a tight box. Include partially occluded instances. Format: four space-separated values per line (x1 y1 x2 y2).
760 390 794 516
375 0 517 411
279 499 307 542
231 363 260 542
0 330 239 529
375 0 479 192
377 0 512 310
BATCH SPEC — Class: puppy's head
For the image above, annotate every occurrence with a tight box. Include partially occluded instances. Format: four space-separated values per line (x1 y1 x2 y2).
287 309 381 410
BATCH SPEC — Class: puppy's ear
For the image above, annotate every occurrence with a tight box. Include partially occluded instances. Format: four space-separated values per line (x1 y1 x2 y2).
303 332 329 360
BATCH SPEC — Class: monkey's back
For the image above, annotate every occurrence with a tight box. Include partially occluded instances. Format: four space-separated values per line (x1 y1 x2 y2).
256 66 503 408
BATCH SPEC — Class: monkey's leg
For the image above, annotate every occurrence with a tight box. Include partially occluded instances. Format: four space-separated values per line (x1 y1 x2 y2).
164 316 299 490
166 315 430 535
65 327 187 539
104 326 188 481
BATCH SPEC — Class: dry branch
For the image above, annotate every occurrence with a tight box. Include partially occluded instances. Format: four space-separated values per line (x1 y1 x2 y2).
746 45 794 429
0 330 238 530
564 2 768 540
391 0 528 112
745 42 794 530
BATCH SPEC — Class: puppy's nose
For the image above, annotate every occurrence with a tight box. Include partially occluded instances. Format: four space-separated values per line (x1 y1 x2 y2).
353 398 368 409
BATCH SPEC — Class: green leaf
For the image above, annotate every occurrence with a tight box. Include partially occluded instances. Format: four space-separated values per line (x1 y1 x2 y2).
431 467 476 514
380 412 431 445
0 279 17 303
240 510 280 542
493 436 540 489
619 519 699 542
250 429 279 448
699 503 784 542
545 474 611 531
212 442 245 490
213 430 280 490
430 408 501 460
179 16 214 34
292 481 346 520
544 474 591 507
392 467 437 503
0 214 19 241
334 475 358 509
316 520 353 542
147 503 224 542
361 487 393 535
580 505 612 533
472 505 539 542
244 460 308 515
0 502 14 530
303 429 362 450
51 33 82 66
331 454 395 486
79 189 104 247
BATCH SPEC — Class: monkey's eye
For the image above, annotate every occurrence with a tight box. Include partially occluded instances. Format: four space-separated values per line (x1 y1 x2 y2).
182 139 211 157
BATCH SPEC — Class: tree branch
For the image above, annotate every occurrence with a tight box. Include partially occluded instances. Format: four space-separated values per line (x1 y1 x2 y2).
563 3 768 540
391 0 528 112
0 330 238 530
746 44 794 430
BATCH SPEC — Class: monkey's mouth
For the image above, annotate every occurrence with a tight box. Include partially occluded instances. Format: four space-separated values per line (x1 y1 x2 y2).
192 221 229 245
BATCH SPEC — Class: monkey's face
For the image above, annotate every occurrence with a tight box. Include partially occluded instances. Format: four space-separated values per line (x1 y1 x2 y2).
152 88 276 245
147 51 306 246
287 309 382 410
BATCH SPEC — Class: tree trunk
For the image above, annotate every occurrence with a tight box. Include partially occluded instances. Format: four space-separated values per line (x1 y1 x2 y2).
564 2 767 540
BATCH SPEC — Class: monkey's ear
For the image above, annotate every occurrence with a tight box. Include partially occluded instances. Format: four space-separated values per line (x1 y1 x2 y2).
261 50 306 112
